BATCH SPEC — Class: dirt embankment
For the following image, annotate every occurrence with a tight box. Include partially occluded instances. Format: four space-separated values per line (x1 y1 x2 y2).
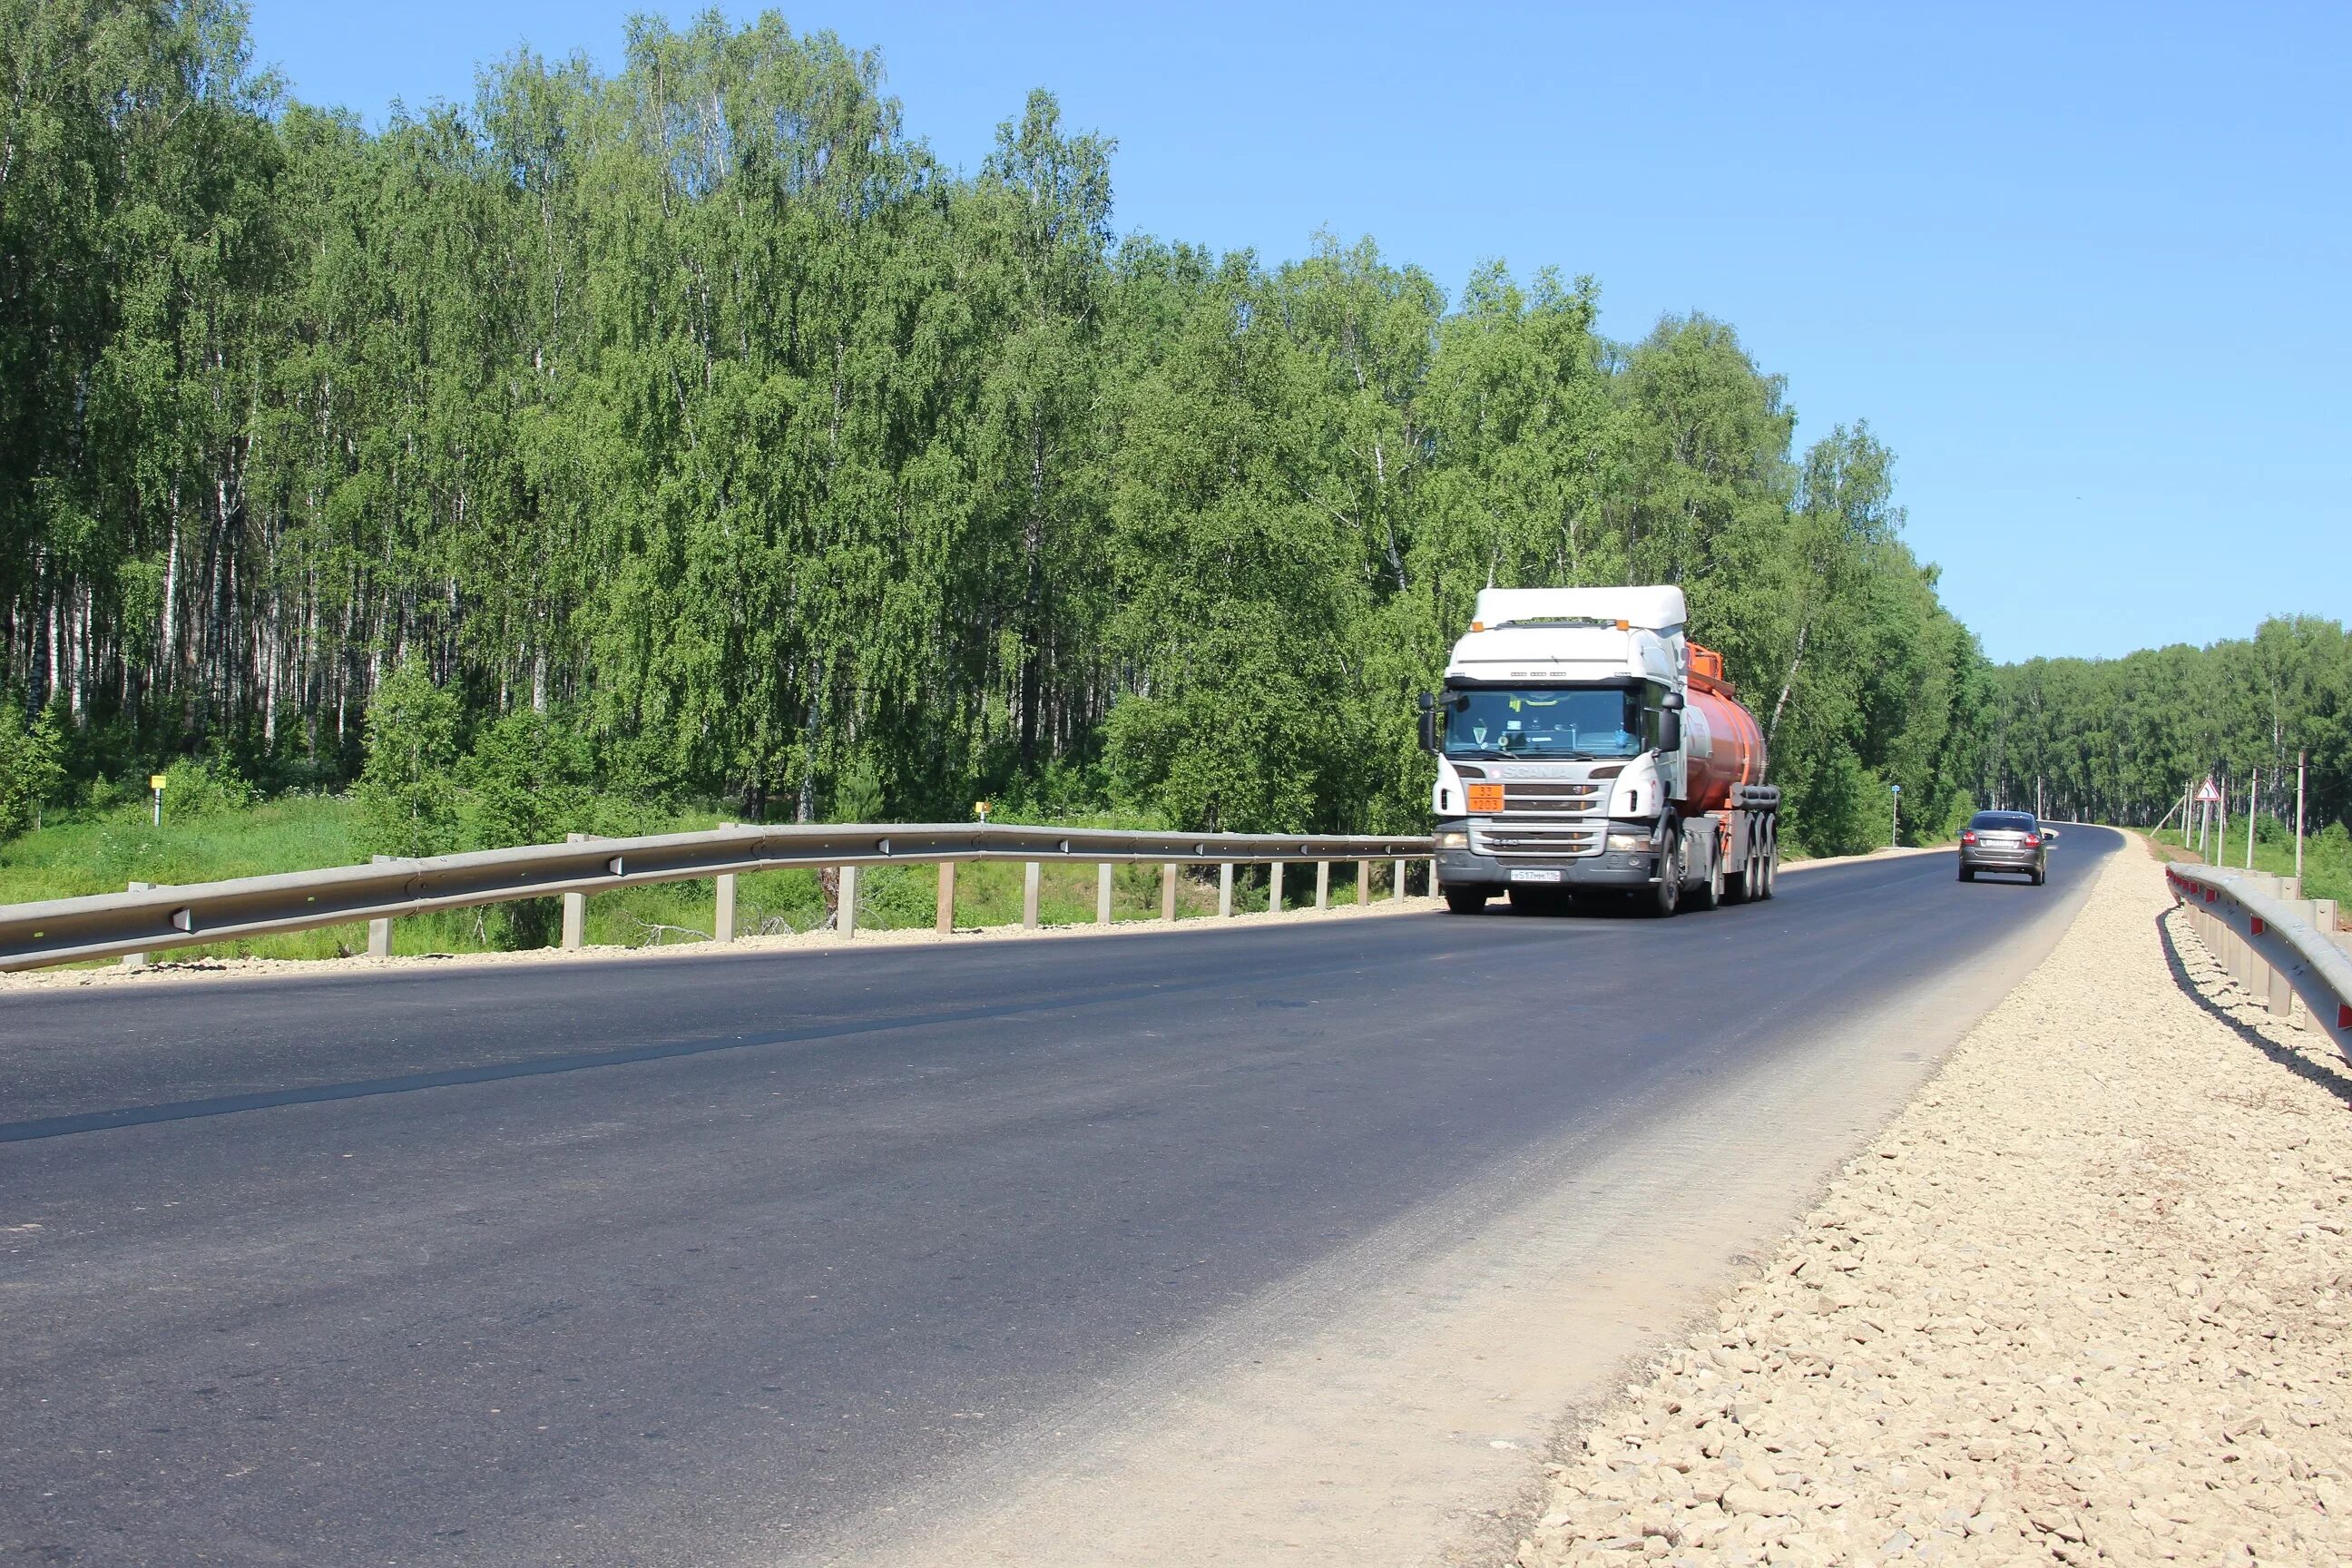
1517 840 2352 1566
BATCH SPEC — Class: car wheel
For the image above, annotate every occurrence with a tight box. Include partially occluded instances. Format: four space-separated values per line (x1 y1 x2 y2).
1958 866 1974 882
2032 868 2045 886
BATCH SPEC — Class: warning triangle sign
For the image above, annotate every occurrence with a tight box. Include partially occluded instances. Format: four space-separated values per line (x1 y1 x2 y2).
2195 778 2222 804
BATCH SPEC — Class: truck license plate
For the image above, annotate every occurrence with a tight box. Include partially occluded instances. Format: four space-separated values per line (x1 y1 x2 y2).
1509 867 1563 884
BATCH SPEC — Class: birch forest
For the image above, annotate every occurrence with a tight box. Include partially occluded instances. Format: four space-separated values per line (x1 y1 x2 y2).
4 2 1999 853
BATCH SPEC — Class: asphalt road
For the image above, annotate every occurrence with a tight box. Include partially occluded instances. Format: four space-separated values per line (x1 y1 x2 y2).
0 832 2121 1565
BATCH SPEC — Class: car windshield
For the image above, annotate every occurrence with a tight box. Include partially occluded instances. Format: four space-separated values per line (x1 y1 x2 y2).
1443 687 1642 760
1970 812 2037 833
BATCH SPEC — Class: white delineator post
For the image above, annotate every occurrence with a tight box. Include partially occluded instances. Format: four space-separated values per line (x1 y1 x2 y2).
2246 770 2259 870
1218 863 1235 918
1023 861 1042 928
1314 861 1329 911
2296 750 2308 885
1096 863 1114 925
1161 863 1179 922
1269 861 1284 915
838 864 859 938
936 861 956 933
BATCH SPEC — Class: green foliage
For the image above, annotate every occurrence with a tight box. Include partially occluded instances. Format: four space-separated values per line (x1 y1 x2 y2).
1984 615 2348 848
355 659 462 858
0 5 1995 866
0 701 65 838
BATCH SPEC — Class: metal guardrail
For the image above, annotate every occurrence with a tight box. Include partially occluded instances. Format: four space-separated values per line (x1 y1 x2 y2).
2163 861 2352 1062
0 823 1437 973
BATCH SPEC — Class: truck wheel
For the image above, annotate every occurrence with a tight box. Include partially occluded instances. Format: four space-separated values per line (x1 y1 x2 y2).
1757 841 1778 900
1443 887 1490 915
1690 849 1722 912
1645 827 1682 918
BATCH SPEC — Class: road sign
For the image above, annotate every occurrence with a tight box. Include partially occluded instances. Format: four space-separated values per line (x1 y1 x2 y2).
2196 778 2221 804
149 774 168 790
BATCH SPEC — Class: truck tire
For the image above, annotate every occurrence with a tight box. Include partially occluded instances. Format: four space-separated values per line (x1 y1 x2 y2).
1645 824 1682 917
1444 887 1490 915
1690 846 1724 911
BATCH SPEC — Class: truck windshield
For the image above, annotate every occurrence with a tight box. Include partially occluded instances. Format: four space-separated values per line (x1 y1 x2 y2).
1443 687 1642 759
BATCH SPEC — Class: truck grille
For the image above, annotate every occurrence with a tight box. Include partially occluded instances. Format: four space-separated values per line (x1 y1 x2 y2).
1471 820 1605 858
1504 781 1602 812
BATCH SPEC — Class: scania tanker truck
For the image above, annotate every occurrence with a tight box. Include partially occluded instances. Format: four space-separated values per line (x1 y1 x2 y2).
1417 585 1779 916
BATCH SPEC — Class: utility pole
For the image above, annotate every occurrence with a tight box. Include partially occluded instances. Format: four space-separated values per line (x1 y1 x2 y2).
2296 750 2308 884
2245 769 2258 870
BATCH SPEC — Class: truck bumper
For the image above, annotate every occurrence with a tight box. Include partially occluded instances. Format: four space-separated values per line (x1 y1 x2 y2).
1435 822 1657 892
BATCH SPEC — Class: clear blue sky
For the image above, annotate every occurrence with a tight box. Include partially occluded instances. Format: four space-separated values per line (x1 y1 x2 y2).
245 1 2347 666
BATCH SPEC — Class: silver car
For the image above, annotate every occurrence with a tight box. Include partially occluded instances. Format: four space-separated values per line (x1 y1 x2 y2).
1958 810 2054 884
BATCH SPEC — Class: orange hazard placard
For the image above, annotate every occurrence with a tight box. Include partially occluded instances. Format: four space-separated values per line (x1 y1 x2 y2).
1466 782 1504 813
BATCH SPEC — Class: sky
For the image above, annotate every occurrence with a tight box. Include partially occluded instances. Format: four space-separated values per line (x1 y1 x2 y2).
242 1 2347 666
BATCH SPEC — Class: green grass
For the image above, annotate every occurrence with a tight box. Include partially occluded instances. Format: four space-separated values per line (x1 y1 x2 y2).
2144 819 2351 909
0 795 1413 966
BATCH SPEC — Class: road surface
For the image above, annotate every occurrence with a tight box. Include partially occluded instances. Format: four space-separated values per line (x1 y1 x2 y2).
0 831 2121 1565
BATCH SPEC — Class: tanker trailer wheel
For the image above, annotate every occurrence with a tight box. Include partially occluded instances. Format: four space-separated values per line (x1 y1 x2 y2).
1443 887 1492 915
1757 831 1779 900
1644 820 1683 918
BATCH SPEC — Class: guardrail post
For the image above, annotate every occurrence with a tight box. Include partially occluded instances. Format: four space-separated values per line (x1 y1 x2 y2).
1427 858 1438 897
1356 859 1370 906
1269 861 1284 915
1218 863 1234 918
1315 861 1329 911
838 864 859 938
713 824 738 944
1024 861 1042 928
562 834 590 949
1096 863 1114 925
1161 863 1179 923
368 857 396 957
1392 858 1406 902
122 882 152 971
936 861 956 933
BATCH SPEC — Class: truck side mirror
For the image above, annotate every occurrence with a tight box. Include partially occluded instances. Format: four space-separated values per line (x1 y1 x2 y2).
1660 690 1686 711
1416 691 1437 753
1657 710 1682 754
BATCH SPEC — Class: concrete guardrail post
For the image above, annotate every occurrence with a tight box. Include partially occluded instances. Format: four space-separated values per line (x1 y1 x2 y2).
1427 858 1438 897
1269 861 1284 915
368 856 396 957
1391 858 1406 903
1315 861 1329 911
713 824 737 944
122 882 152 971
1096 863 1113 926
936 861 956 933
1161 863 1179 923
562 833 591 949
1218 863 1234 918
1356 859 1370 906
839 865 861 938
1023 861 1042 928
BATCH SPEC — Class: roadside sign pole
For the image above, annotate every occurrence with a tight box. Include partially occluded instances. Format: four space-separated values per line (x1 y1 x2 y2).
149 772 167 827
1890 782 1900 848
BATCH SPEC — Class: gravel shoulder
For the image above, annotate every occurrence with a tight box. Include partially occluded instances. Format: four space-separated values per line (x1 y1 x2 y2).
1516 837 2352 1566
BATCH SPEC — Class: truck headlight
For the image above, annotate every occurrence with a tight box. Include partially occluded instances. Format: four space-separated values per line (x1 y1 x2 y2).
1606 831 1654 851
1435 829 1469 849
